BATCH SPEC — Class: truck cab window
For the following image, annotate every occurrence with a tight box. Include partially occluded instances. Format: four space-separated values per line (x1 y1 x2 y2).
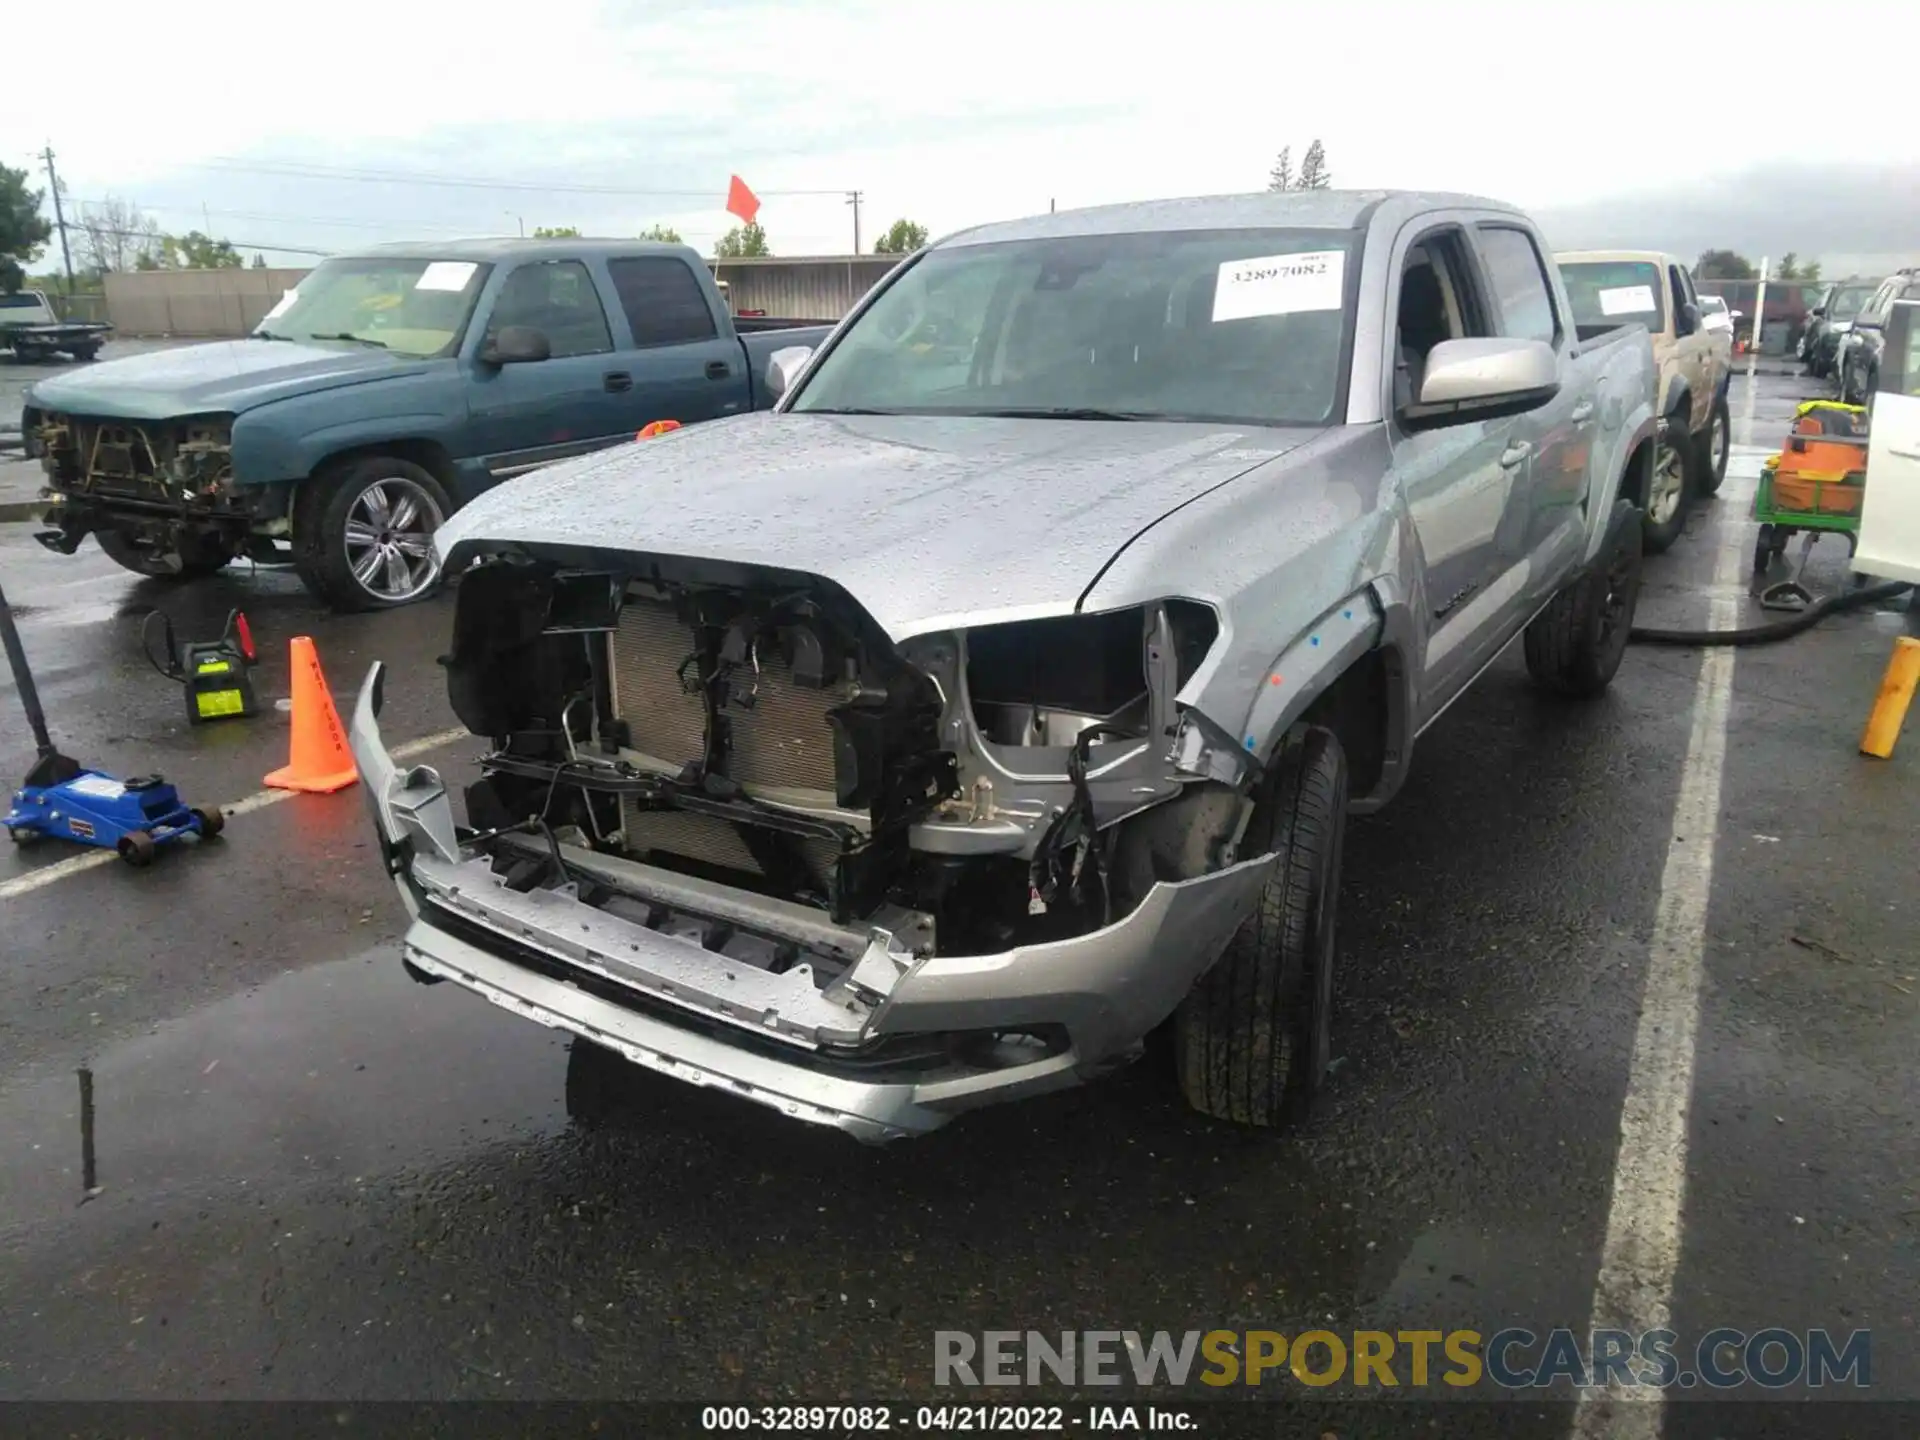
1394 231 1479 410
607 257 719 347
487 260 612 358
1476 227 1559 346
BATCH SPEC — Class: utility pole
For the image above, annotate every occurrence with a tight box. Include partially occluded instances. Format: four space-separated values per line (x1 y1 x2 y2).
846 190 863 255
40 144 75 293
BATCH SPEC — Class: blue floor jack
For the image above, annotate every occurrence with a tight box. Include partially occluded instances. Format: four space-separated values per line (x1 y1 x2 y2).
2 577 223 866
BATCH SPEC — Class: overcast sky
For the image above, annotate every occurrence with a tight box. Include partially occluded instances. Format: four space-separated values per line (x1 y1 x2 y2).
5 0 1916 268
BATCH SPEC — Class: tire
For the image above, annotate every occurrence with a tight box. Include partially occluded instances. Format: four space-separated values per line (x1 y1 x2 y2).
1174 725 1347 1128
191 806 225 838
1753 523 1775 575
1696 394 1731 497
70 344 100 362
293 456 453 612
1524 510 1643 698
117 830 156 867
1641 419 1694 555
96 529 233 581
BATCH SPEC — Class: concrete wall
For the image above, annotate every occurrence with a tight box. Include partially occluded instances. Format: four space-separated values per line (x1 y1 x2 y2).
105 268 308 337
102 256 902 337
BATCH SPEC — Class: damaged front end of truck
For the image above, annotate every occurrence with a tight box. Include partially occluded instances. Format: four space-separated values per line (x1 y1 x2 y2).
350 542 1317 1141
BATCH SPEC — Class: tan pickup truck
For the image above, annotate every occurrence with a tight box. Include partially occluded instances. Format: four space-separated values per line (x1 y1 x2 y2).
1556 250 1733 552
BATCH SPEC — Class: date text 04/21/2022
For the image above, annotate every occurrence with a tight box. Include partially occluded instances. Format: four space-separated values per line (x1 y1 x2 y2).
699 1405 1196 1431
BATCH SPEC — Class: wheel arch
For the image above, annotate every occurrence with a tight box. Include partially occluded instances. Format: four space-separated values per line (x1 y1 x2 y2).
310 437 461 496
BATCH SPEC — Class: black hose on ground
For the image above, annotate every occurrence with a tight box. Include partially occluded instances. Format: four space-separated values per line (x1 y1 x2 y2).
1628 580 1913 647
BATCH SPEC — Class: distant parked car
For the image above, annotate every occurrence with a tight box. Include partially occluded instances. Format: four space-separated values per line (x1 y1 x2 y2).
0 289 111 362
1697 294 1740 338
1838 270 1920 405
1801 279 1882 379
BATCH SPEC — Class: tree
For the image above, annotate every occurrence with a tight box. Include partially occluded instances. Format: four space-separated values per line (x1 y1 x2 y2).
1266 146 1292 193
873 219 929 254
713 222 771 258
162 230 242 269
637 223 683 243
1695 249 1756 281
533 225 581 238
74 195 164 275
1 162 54 293
1776 252 1822 282
1296 139 1330 190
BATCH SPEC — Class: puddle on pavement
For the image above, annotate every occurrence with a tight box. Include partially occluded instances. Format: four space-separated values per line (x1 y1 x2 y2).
0 951 570 1229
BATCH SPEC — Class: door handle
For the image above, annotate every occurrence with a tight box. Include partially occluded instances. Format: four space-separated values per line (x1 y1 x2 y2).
705 360 731 380
1499 440 1533 469
603 371 632 393
1570 401 1595 425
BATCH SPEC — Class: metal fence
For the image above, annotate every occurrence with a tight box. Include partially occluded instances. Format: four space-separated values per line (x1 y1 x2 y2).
708 256 899 321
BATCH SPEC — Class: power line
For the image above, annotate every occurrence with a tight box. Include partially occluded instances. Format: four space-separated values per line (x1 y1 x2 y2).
185 156 849 199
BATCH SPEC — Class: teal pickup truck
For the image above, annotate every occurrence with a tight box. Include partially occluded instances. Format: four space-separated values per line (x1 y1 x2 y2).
21 239 833 609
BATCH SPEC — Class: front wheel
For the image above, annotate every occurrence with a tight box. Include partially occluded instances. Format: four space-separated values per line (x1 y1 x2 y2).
1523 509 1643 698
1642 422 1695 554
1175 725 1347 1128
293 457 452 612
96 529 233 580
1696 394 1731 497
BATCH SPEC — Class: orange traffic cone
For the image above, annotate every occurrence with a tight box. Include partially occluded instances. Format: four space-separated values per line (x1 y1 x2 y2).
263 636 359 793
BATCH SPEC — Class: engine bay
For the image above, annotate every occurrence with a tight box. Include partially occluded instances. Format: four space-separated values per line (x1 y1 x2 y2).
441 557 1246 984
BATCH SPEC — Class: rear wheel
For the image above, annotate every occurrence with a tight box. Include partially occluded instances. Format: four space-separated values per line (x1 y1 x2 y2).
293 456 452 612
96 529 233 581
191 806 225 838
1175 725 1347 1127
1524 509 1642 698
1697 394 1731 497
69 344 100 362
117 830 156 867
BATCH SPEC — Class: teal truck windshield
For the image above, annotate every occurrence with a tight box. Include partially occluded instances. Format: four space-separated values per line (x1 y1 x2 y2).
255 257 491 359
1559 261 1668 332
792 229 1355 426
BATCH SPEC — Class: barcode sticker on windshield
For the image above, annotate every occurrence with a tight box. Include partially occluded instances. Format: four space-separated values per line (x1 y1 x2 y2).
1213 250 1344 322
263 288 297 320
415 262 478 292
1598 285 1657 316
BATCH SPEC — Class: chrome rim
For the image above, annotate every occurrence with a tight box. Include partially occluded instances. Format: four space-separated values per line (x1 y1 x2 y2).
343 476 444 602
1710 411 1728 472
1649 442 1685 526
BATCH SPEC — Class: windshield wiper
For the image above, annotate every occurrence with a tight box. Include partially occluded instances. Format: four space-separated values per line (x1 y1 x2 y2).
307 332 389 349
252 330 291 341
966 406 1150 421
800 406 907 415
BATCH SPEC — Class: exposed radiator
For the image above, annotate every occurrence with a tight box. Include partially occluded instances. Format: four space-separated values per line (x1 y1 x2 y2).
609 597 840 794
621 803 840 887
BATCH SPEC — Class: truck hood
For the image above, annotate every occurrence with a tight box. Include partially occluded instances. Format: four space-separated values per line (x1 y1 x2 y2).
436 410 1320 640
24 339 431 420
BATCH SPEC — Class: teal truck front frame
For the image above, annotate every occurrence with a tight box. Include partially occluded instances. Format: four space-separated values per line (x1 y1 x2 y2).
20 239 834 610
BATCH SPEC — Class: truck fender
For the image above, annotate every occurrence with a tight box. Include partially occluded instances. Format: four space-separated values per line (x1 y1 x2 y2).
1583 411 1661 566
1663 375 1692 425
1217 586 1413 812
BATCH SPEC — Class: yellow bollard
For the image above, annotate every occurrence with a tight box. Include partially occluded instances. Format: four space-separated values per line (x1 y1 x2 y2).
1860 637 1920 759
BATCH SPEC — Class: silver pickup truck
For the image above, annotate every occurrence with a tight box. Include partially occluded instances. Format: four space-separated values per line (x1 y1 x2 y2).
351 190 1658 1141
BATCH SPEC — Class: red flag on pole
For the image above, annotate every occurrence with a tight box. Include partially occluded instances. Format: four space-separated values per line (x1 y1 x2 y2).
725 175 761 225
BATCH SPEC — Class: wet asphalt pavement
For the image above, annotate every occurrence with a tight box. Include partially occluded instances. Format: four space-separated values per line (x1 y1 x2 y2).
0 366 1916 1434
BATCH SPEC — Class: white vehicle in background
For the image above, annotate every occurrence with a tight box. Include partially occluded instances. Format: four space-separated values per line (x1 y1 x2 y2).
1698 294 1739 339
0 289 112 362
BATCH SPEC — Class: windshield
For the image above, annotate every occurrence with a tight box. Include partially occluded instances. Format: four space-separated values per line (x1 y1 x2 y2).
255 256 490 359
791 228 1356 427
1559 261 1667 332
1699 296 1727 316
1828 285 1876 322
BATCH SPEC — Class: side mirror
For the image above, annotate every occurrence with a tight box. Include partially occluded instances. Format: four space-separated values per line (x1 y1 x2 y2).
1810 306 1826 319
765 345 814 402
1414 337 1559 415
479 325 551 365
1676 302 1701 337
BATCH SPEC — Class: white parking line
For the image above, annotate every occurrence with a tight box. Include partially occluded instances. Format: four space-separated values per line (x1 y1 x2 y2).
0 726 469 901
1569 485 1749 1437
